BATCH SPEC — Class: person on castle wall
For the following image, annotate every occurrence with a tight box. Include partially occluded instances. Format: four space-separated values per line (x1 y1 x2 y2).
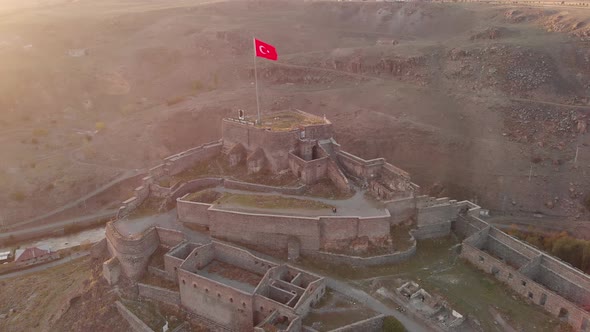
332 207 337 214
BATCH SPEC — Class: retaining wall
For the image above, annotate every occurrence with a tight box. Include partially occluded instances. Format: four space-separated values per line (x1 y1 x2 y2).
224 179 306 195
329 314 385 332
115 301 154 332
156 227 184 248
138 283 181 306
165 141 223 176
303 234 417 267
461 243 590 330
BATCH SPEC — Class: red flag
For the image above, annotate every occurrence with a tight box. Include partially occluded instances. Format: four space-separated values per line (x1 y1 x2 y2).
254 38 278 61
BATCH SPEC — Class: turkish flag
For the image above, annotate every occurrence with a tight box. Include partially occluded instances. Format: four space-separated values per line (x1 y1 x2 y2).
254 39 278 61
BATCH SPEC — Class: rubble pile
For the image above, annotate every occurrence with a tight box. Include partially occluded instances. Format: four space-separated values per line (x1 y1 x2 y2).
469 27 512 40
503 103 587 148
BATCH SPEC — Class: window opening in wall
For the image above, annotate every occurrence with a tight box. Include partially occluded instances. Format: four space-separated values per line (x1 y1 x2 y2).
182 279 186 285
478 256 484 262
540 293 547 306
558 308 569 320
174 267 177 271
242 302 246 308
230 298 233 303
508 273 513 279
194 252 198 256
205 288 209 293
491 266 499 276
193 283 196 288
521 280 527 286
528 292 533 299
260 306 264 311
217 293 221 298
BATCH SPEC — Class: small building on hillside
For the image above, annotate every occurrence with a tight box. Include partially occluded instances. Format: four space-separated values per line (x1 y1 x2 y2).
14 246 58 266
0 251 11 263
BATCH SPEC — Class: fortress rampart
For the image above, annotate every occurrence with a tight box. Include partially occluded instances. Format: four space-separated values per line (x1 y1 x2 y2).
457 214 590 330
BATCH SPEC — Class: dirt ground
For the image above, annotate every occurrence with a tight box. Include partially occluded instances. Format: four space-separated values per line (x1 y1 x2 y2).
3 0 590 226
0 256 128 332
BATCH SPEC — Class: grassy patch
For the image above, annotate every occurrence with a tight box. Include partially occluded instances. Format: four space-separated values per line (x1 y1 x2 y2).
217 192 334 210
257 111 325 131
304 179 354 199
184 189 221 203
303 290 377 331
297 236 559 332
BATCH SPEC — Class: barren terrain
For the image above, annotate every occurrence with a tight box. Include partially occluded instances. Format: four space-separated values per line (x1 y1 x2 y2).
3 0 590 227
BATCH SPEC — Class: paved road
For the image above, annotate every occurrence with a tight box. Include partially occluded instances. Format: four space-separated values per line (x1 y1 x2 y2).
0 251 89 280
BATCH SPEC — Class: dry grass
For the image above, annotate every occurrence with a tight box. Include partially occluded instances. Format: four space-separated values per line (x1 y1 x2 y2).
216 192 334 211
257 111 325 131
0 257 92 332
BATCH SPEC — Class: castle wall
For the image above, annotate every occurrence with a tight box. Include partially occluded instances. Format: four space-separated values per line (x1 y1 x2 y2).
224 179 306 195
170 178 224 202
138 283 181 306
165 141 223 176
184 244 215 271
103 256 121 285
303 235 417 267
222 120 300 172
385 197 417 224
301 122 333 141
329 315 385 332
177 199 211 226
461 243 590 331
115 301 154 332
155 227 184 248
337 150 383 179
326 159 350 193
213 242 277 275
106 222 160 281
117 183 150 219
208 209 322 252
178 269 254 331
536 257 590 308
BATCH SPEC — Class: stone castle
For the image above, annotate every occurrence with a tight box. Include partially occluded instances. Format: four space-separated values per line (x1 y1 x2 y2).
100 110 590 331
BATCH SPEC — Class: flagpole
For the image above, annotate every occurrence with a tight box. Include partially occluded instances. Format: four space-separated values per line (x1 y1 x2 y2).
253 38 261 125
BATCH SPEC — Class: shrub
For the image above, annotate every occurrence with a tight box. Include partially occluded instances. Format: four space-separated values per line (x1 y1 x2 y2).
10 191 26 202
33 128 49 136
166 95 185 106
383 316 406 332
95 121 106 131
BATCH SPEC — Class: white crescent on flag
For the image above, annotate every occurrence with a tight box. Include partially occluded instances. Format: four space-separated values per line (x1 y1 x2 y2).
254 38 278 61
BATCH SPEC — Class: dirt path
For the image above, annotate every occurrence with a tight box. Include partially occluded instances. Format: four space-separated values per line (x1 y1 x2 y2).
6 169 141 230
0 251 89 281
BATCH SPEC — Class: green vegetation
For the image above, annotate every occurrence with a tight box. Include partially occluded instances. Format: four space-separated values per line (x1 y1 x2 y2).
298 236 559 332
169 156 300 188
185 189 221 203
508 226 590 274
382 316 406 332
258 111 325 131
303 290 377 331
